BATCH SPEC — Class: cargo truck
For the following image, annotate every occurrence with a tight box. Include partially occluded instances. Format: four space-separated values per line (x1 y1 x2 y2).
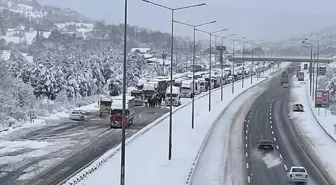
109 96 135 129
298 71 304 81
280 71 289 87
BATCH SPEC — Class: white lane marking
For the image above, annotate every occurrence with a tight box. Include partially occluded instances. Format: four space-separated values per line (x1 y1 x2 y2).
246 130 248 134
279 154 283 159
246 163 249 169
270 112 272 116
276 145 279 149
248 176 251 183
272 131 274 135
273 137 277 142
270 116 272 119
247 124 249 128
246 152 248 157
246 136 248 140
284 164 288 171
270 125 273 129
248 120 250 123
246 143 248 148
270 120 272 124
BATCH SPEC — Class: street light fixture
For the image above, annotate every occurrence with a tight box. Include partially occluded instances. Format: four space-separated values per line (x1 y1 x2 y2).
173 19 217 129
302 40 313 97
195 28 228 112
219 33 236 101
305 38 320 94
141 0 206 161
121 0 128 185
231 37 245 93
241 39 254 88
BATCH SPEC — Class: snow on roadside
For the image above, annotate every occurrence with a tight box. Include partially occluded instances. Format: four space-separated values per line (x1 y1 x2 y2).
191 82 265 185
289 76 336 183
72 63 289 185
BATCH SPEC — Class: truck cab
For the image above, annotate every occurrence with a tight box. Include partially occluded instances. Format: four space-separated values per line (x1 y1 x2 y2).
109 96 135 129
131 89 143 106
165 86 181 107
99 95 112 117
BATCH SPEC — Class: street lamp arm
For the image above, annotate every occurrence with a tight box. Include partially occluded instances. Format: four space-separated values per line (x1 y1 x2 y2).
173 3 206 10
212 28 228 34
195 20 217 27
173 20 194 27
195 28 210 34
141 0 173 10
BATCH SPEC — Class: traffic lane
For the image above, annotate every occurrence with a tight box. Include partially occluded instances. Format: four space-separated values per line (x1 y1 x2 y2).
272 88 331 185
23 106 169 185
1 106 168 185
246 92 287 185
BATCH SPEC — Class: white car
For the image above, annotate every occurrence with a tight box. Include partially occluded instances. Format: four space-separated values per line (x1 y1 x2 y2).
287 166 308 184
293 103 304 112
283 83 289 88
69 111 85 121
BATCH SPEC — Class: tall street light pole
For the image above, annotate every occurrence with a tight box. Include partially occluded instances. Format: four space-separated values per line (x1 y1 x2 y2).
305 38 320 92
195 28 228 112
173 20 216 129
121 0 128 184
302 41 313 96
231 37 245 94
220 33 236 100
142 0 206 161
241 40 254 88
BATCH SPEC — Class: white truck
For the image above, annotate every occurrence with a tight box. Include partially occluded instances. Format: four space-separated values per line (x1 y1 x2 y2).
165 86 181 106
180 80 195 98
109 96 135 129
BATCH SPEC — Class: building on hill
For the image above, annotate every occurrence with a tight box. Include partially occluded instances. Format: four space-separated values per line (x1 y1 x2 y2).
131 48 151 54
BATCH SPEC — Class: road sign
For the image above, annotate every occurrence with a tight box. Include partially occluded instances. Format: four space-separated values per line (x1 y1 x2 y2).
162 53 167 59
318 66 326 75
216 46 226 50
315 89 330 108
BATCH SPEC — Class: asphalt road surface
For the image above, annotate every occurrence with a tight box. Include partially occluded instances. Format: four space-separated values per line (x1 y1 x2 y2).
0 106 168 185
244 64 331 185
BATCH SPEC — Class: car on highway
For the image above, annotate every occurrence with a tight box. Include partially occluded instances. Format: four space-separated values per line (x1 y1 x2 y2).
293 103 304 112
257 139 275 152
69 111 85 121
287 166 308 184
283 83 289 88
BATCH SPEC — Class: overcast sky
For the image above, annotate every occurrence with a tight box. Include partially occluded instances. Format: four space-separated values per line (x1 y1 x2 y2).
39 0 336 41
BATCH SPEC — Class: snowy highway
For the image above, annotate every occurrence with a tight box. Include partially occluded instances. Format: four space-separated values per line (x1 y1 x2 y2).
0 106 168 185
245 64 331 185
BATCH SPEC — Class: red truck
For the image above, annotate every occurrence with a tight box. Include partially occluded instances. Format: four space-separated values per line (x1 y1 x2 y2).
109 96 135 129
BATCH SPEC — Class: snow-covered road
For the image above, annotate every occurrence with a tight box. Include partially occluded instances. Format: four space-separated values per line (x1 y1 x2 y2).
0 106 168 185
70 63 289 185
191 78 266 185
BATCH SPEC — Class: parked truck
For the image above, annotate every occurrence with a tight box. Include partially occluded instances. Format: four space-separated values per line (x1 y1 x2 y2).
298 71 304 81
109 95 135 129
280 71 289 87
99 95 112 117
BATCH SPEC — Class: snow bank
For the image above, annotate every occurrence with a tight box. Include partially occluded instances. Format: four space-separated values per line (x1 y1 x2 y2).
289 76 336 183
63 63 289 185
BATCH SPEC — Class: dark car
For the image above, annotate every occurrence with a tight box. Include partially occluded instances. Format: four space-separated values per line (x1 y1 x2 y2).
257 139 275 152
